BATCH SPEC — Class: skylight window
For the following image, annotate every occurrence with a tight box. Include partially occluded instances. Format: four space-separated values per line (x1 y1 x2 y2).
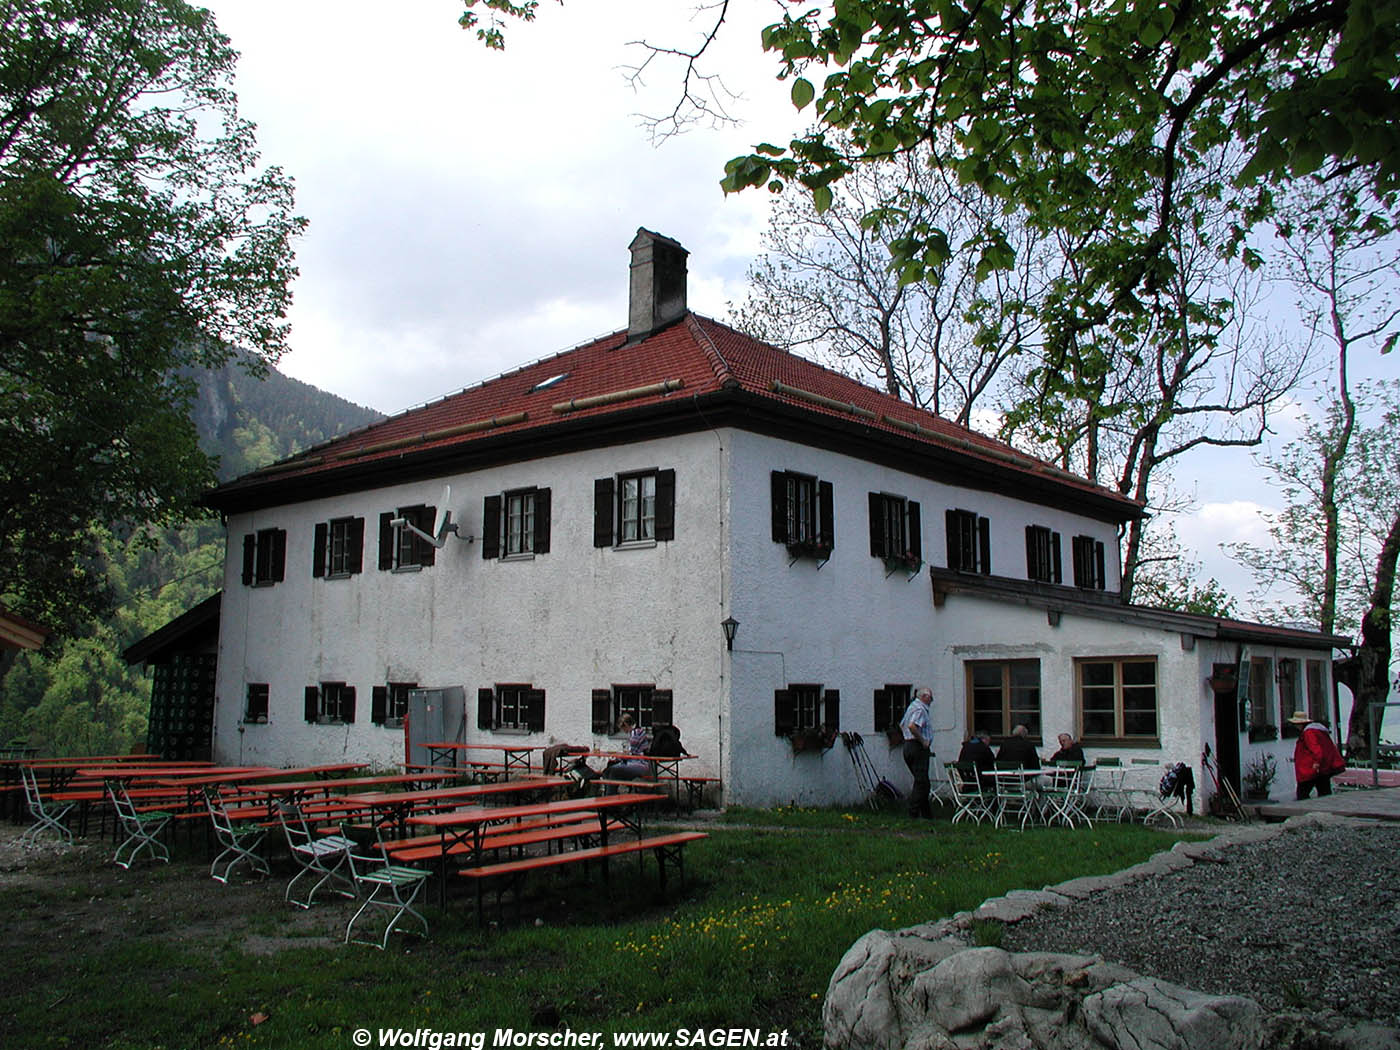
529 372 569 393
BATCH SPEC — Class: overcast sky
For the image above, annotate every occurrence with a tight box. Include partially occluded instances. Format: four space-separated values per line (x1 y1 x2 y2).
203 0 1398 620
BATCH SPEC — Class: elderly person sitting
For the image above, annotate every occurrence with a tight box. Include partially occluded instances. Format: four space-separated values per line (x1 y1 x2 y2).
995 724 1040 770
1047 732 1086 765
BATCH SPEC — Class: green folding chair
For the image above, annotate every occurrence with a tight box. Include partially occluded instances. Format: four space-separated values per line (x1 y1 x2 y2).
105 778 173 869
204 787 270 883
20 765 74 845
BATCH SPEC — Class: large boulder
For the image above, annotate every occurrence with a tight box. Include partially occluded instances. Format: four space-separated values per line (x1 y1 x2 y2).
824 935 1267 1050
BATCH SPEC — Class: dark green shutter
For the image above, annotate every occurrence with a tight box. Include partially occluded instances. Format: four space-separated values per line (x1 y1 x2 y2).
945 509 959 570
1094 541 1106 590
818 480 835 549
907 501 921 559
304 686 319 723
342 686 356 724
349 517 364 574
371 686 387 725
482 495 501 559
978 516 991 575
378 513 395 570
651 689 673 726
313 523 328 578
823 689 841 732
591 689 613 733
771 472 788 543
534 488 551 554
1051 532 1062 583
869 493 885 557
524 689 546 732
242 535 255 585
774 689 795 736
269 529 286 582
654 469 676 540
477 688 495 731
1025 525 1037 579
873 688 890 732
593 478 614 547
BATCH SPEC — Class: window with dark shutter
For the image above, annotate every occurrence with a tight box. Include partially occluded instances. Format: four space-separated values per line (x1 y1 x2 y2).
317 517 364 578
597 471 675 546
773 471 835 555
1025 525 1062 583
946 509 990 574
245 528 287 586
381 506 435 570
244 684 269 723
309 682 354 724
485 488 552 559
871 494 918 566
1072 535 1107 590
873 685 910 733
371 686 388 725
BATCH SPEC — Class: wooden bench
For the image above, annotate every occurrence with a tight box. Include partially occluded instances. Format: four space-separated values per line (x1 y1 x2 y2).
593 778 664 793
384 817 612 866
458 830 707 923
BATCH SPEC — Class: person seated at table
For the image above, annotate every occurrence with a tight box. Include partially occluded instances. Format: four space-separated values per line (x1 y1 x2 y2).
603 714 652 781
1047 732 1086 765
995 724 1041 770
956 729 995 785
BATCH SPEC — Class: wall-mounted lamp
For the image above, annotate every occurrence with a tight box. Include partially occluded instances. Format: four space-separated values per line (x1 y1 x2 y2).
721 616 740 651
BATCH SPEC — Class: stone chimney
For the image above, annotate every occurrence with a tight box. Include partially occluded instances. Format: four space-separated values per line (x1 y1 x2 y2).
626 228 688 344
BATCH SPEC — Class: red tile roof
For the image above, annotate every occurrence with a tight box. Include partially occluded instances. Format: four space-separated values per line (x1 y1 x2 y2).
209 313 1140 516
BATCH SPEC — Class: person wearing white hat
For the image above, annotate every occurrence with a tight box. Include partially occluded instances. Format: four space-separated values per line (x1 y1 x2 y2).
1289 711 1346 799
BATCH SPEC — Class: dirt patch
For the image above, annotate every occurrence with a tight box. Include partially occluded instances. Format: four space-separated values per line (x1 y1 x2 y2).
0 822 347 956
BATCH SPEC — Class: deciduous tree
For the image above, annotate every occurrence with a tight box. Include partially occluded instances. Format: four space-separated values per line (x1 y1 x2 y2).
0 0 303 633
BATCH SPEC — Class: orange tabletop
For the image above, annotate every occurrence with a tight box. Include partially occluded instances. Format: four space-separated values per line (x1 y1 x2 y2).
337 776 570 834
406 791 668 906
422 741 540 774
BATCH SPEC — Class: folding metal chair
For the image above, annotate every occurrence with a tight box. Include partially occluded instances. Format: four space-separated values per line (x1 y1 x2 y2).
343 830 431 950
105 778 173 868
945 762 995 824
992 762 1038 830
274 799 356 909
203 787 270 883
1041 761 1093 827
20 765 74 845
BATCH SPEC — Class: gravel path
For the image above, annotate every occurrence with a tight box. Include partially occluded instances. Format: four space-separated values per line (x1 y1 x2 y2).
1000 816 1400 1029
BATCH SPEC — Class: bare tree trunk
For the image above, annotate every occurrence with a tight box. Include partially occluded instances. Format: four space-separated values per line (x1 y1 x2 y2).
1339 508 1400 755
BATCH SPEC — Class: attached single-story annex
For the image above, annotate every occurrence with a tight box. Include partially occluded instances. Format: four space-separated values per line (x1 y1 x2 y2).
200 229 1346 810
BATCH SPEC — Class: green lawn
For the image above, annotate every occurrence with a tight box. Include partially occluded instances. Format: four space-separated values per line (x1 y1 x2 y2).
1 808 1195 1049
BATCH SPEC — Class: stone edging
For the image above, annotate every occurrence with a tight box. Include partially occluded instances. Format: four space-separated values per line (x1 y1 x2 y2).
940 811 1354 933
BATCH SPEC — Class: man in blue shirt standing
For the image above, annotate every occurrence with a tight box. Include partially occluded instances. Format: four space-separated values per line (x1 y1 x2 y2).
900 688 935 818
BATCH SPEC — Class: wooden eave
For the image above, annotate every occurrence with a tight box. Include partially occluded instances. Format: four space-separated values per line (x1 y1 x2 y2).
205 386 1142 525
928 568 1347 652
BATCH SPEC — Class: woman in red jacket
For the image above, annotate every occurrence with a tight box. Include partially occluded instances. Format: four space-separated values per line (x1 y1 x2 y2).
1289 711 1346 799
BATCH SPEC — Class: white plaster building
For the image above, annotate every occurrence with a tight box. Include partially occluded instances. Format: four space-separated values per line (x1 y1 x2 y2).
203 230 1345 811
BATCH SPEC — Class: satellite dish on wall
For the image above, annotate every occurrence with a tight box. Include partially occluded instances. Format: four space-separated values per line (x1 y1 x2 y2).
394 483 462 548
432 484 452 539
